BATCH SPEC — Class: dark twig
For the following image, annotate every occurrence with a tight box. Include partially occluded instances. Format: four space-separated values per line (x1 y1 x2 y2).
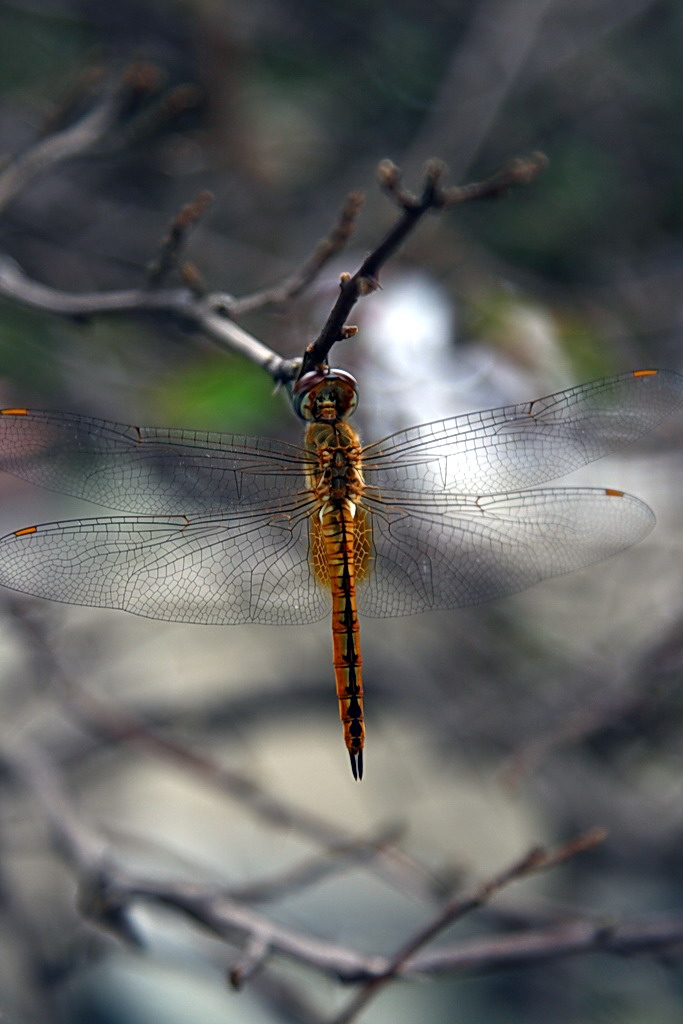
233 190 365 315
227 824 405 904
57 676 437 902
0 736 680 988
330 828 606 1024
0 82 545 387
0 63 179 214
108 82 201 153
503 612 683 787
300 153 546 376
4 602 440 908
0 189 367 381
0 84 123 212
0 256 295 380
147 190 214 287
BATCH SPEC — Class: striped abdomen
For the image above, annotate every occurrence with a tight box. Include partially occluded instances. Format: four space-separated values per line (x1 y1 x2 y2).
312 498 371 779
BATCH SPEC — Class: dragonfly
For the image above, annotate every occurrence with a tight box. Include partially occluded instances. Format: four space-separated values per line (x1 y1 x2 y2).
0 367 681 779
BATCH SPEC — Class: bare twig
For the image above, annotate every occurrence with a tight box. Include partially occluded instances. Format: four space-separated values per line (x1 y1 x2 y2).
0 85 123 212
56 675 437 903
412 912 683 976
503 614 683 787
227 824 405 904
0 67 296 380
0 62 177 213
3 600 444 917
0 76 545 389
300 154 546 376
233 190 365 315
0 189 366 382
109 82 201 152
2 738 679 991
0 255 295 381
2 599 441 907
147 190 215 287
41 64 110 134
331 828 606 1024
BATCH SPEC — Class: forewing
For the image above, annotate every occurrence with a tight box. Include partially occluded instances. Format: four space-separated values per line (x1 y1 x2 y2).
357 488 654 616
0 503 329 625
0 410 309 514
362 370 683 496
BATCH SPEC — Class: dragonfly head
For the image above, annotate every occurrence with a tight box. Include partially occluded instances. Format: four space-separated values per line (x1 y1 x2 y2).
291 368 359 422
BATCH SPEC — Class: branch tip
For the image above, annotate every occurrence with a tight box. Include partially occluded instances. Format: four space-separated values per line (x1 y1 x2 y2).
176 189 214 231
376 158 401 188
123 61 166 96
147 189 214 287
511 150 549 184
377 158 418 208
422 158 448 197
164 83 203 116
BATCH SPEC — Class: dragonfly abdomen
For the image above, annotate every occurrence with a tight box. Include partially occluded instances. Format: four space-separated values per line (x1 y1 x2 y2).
314 499 365 780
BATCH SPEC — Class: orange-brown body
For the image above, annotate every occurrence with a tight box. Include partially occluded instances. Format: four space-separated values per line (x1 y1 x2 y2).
305 419 371 779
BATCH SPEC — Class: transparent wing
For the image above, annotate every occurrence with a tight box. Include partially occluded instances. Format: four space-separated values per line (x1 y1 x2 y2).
357 487 654 616
362 370 683 495
0 410 310 514
0 504 330 625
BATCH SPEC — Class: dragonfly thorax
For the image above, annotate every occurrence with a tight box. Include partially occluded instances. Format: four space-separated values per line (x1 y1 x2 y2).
305 421 365 505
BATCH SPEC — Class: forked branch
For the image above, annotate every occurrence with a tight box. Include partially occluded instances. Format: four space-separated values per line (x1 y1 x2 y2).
0 73 546 386
331 827 605 1024
299 152 547 376
4 731 682 997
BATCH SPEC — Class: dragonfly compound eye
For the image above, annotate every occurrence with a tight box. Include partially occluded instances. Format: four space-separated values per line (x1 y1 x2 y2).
292 368 359 421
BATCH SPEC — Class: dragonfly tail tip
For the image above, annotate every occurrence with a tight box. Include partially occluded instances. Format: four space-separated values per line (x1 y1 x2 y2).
349 749 364 781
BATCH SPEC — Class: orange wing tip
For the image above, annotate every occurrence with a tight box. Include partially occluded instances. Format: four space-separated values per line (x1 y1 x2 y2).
14 526 38 536
633 369 658 378
0 408 28 416
349 749 364 781
604 488 624 497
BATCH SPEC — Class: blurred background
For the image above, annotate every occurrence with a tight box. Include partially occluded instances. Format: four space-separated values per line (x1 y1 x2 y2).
0 0 683 1022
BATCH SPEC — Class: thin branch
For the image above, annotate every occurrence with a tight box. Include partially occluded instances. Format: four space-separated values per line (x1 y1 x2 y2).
410 912 683 976
0 85 122 212
0 80 545 388
227 824 405 904
147 190 215 288
300 153 546 376
2 738 680 990
56 676 437 903
0 189 366 382
0 62 172 212
330 828 606 1024
1 600 441 908
0 255 295 381
0 65 293 380
232 189 365 315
